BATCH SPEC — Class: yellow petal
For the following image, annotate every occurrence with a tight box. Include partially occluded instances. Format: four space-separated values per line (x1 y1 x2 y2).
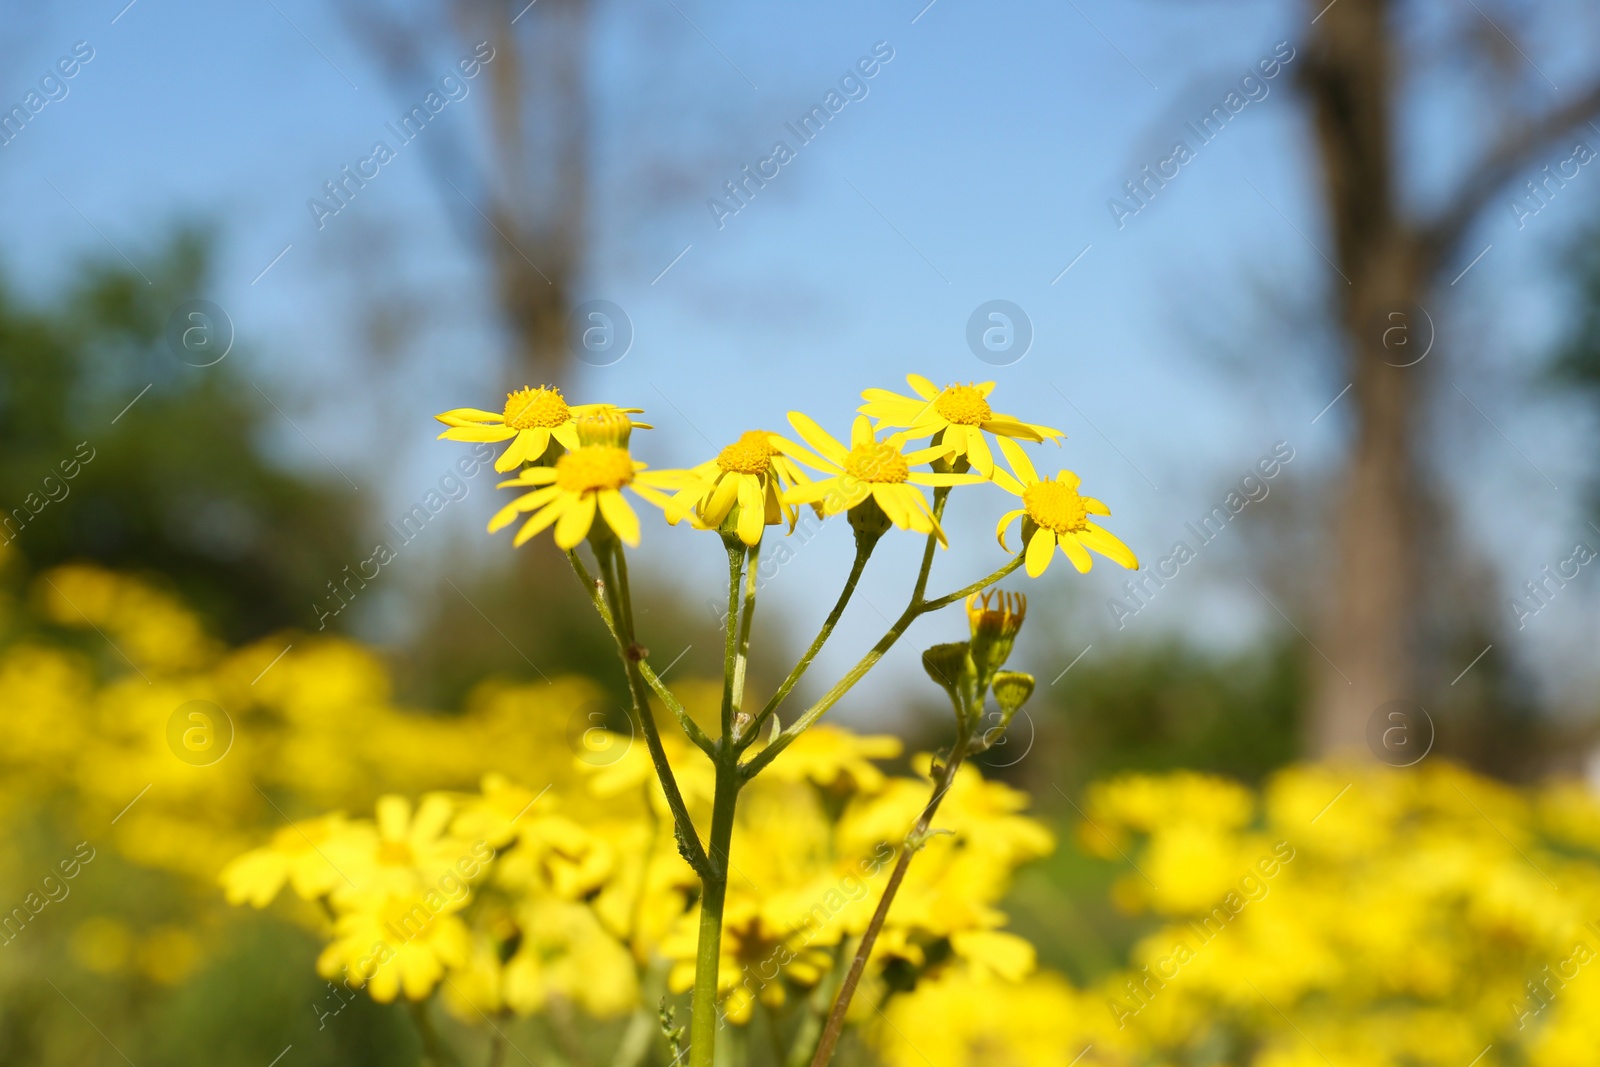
736 476 765 545
435 407 504 424
705 471 741 525
995 509 1025 551
597 490 641 546
495 428 550 471
850 415 874 450
786 412 849 466
440 425 516 443
554 494 598 549
966 430 994 476
1080 523 1138 569
552 422 580 450
514 498 568 546
1025 528 1056 577
1060 534 1094 573
906 374 939 399
496 467 559 489
995 435 1039 484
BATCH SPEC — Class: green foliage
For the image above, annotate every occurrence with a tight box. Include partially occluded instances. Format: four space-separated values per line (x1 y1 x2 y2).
0 229 365 641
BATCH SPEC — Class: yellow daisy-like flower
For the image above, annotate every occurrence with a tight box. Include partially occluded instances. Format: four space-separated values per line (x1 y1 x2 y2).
660 430 816 546
992 437 1137 577
859 374 1063 478
776 414 980 547
488 412 680 549
435 386 650 473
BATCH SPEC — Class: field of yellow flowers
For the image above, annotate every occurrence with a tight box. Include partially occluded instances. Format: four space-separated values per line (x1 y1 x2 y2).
6 374 1600 1066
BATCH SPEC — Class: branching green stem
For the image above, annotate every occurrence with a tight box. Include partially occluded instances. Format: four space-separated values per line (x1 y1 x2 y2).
740 533 877 752
568 549 714 755
740 552 1023 781
587 544 712 877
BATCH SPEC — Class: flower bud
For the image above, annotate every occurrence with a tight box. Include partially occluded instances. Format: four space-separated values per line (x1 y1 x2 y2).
991 671 1035 729
966 590 1025 686
575 409 633 447
921 642 975 713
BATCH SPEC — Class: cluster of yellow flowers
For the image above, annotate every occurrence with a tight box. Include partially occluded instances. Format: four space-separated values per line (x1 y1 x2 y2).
218 720 1056 1030
425 374 1149 1066
437 375 1137 574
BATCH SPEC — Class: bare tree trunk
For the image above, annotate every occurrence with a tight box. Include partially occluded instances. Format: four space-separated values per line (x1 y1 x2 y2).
1299 0 1600 755
1301 0 1422 754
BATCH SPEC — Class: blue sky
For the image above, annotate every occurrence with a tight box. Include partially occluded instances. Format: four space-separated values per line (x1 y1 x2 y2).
4 0 1596 714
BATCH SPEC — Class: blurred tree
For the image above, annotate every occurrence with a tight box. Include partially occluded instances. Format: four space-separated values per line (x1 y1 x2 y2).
0 229 366 642
335 0 593 382
1296 0 1600 754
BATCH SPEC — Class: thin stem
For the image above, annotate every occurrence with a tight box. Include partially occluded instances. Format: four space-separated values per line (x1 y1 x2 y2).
568 549 714 755
596 544 713 877
730 540 760 729
910 486 952 604
740 553 1024 781
718 541 744 741
809 733 971 1067
688 757 739 1067
741 533 876 752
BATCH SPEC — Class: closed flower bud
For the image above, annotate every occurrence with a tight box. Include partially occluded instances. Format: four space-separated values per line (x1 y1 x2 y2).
575 409 634 447
991 671 1035 728
922 641 975 712
966 590 1025 686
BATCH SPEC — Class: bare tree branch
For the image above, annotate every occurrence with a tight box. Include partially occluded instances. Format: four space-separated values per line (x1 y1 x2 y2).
1422 78 1600 264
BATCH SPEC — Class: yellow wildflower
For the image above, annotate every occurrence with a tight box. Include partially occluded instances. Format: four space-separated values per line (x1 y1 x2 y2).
435 385 650 472
660 430 817 545
316 892 471 1002
859 374 1063 477
991 436 1137 576
487 412 682 549
776 414 980 545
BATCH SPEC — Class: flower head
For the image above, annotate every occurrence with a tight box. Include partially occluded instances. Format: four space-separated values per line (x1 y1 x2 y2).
992 437 1137 577
489 413 682 549
775 414 980 547
435 386 651 472
659 430 816 545
859 375 1063 477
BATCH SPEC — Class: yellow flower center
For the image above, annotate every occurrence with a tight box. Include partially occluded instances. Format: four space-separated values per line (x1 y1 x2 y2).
716 431 776 475
1022 480 1089 534
503 386 570 430
843 441 909 484
934 384 993 425
555 446 635 493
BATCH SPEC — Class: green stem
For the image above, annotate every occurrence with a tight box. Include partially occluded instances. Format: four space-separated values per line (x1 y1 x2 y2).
689 755 739 1067
809 729 972 1067
740 553 1023 781
730 540 760 730
594 544 712 877
568 550 714 755
740 532 876 752
718 541 744 741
